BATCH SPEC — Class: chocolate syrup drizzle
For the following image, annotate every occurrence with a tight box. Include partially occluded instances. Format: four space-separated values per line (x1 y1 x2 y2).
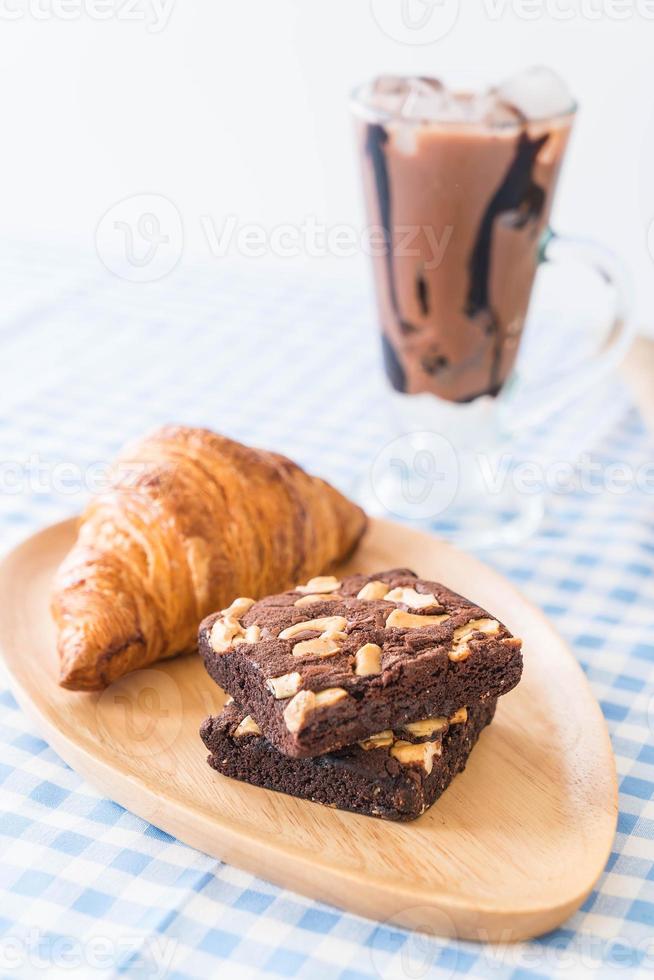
465 131 549 393
365 121 549 399
416 268 430 316
381 333 406 391
365 123 417 392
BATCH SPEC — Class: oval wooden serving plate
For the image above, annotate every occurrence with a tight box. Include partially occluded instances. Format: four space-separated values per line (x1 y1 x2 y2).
0 517 616 942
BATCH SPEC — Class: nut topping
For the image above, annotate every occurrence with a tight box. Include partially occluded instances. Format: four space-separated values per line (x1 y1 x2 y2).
383 587 439 610
221 596 255 619
233 715 261 738
294 593 341 608
402 716 448 738
354 643 382 676
391 740 442 773
449 707 468 724
210 617 244 653
283 687 348 733
314 687 348 708
295 576 341 594
449 619 499 662
385 609 450 630
210 598 261 653
233 624 262 646
292 637 341 659
267 671 302 699
359 730 394 750
356 580 388 601
279 616 347 640
283 690 314 733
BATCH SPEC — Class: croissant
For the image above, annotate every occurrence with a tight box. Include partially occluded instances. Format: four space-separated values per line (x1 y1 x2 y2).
52 425 367 690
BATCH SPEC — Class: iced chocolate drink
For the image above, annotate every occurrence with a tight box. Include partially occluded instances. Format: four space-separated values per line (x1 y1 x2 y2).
352 69 575 403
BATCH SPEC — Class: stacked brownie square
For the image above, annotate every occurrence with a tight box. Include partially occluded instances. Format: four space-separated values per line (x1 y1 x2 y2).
198 569 522 821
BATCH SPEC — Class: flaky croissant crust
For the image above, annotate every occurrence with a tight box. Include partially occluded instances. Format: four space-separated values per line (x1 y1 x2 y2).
52 426 367 690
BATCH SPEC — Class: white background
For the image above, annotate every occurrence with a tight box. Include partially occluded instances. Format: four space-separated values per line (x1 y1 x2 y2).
1 0 653 330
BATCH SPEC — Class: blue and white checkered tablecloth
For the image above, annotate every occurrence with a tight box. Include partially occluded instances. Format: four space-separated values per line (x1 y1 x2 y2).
0 243 653 979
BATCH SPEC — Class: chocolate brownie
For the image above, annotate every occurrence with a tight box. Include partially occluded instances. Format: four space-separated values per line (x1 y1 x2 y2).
200 699 496 821
198 568 521 758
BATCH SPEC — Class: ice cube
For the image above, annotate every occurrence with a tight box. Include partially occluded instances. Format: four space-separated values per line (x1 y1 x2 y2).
399 77 446 120
475 91 526 126
496 66 574 121
368 75 413 116
368 75 446 121
371 75 411 99
400 83 521 126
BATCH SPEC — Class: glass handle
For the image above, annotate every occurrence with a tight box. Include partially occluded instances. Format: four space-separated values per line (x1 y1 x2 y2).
500 228 634 434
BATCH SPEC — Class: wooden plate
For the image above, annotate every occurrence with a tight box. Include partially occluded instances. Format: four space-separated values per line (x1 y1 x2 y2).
0 517 616 942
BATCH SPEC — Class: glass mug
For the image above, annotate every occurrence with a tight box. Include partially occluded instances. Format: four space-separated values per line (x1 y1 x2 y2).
351 71 632 546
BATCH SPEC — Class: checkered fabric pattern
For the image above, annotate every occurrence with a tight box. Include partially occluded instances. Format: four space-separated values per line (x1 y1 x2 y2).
0 243 652 979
